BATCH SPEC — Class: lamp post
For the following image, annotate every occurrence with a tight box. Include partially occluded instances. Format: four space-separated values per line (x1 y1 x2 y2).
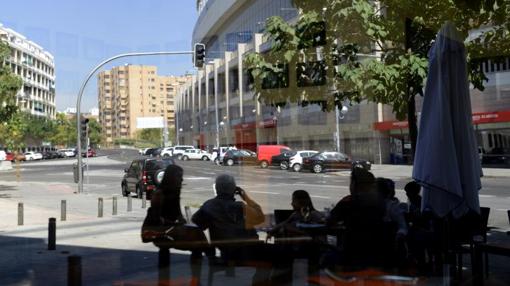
335 105 349 153
75 51 193 194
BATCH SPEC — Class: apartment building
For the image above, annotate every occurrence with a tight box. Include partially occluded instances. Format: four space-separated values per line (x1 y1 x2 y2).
98 65 186 145
0 23 56 118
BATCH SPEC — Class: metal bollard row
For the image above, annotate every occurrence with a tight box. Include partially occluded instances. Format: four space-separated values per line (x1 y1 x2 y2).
16 195 145 226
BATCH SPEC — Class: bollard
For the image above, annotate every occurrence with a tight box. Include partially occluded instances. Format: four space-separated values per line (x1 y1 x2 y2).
142 193 146 209
112 197 117 216
18 203 24 226
127 196 132 212
98 198 103 218
61 200 67 221
48 218 56 250
68 255 82 286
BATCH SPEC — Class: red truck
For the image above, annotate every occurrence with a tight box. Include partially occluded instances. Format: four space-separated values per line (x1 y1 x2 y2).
257 145 291 168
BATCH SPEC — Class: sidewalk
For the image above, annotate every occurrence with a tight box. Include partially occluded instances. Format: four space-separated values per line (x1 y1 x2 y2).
332 164 509 179
1 180 509 285
0 181 253 285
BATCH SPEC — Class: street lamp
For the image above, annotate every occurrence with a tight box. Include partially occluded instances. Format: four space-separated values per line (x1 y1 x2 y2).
335 105 349 153
75 50 194 194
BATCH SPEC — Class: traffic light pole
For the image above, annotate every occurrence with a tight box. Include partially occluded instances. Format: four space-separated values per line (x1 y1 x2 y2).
76 51 193 194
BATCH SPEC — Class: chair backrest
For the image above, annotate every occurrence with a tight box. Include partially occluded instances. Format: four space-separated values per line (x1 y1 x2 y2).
274 209 294 224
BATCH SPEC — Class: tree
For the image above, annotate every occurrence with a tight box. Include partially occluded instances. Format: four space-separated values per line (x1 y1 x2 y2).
0 112 28 151
87 118 102 146
50 113 76 147
245 0 510 158
0 41 23 123
136 128 163 146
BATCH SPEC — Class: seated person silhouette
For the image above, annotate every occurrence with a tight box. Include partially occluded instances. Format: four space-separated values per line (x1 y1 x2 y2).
269 190 325 238
192 174 270 285
141 165 210 258
377 177 408 238
325 167 389 270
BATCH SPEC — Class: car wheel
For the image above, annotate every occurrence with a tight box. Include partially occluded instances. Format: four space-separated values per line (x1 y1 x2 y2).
280 161 289 170
292 163 302 172
313 164 323 173
136 186 143 199
177 154 183 160
202 156 209 161
214 158 221 165
122 184 129 197
163 154 170 158
260 160 269 169
226 159 234 166
182 155 189 161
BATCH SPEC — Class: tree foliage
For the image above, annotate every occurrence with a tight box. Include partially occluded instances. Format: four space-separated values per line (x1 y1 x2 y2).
245 0 510 119
0 41 23 123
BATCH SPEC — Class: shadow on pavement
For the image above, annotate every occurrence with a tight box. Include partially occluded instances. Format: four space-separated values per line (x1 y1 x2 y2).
0 184 17 198
0 235 200 286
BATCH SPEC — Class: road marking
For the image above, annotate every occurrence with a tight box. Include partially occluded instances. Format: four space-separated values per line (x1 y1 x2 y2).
479 195 495 198
310 195 331 199
185 177 211 180
250 191 280 195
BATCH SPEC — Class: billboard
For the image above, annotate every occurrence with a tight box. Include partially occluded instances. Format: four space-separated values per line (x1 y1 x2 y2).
136 117 164 129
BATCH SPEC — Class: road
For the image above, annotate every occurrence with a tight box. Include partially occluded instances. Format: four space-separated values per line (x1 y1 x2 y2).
1 148 509 228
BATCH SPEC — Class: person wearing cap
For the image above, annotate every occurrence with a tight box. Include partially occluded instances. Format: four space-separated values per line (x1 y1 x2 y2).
192 174 265 243
192 174 269 285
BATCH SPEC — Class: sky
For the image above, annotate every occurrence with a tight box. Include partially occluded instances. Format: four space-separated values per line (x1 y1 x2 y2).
0 0 198 111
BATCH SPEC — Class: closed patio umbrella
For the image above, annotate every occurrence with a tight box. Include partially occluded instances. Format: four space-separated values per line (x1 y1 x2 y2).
412 22 482 219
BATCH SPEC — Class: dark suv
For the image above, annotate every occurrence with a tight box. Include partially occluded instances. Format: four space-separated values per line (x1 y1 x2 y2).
121 158 175 199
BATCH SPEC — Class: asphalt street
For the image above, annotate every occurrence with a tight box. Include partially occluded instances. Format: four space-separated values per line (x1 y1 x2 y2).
1 148 509 228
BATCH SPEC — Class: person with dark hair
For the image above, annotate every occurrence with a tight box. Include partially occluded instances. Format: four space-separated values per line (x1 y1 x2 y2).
404 181 422 216
141 164 210 282
141 165 186 243
326 167 379 226
324 168 389 269
268 190 325 237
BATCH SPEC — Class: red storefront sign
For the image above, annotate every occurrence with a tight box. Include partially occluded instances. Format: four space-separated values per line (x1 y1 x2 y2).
374 110 510 131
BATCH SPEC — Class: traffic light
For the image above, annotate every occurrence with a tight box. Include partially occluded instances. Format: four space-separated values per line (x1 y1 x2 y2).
194 43 206 68
81 118 89 139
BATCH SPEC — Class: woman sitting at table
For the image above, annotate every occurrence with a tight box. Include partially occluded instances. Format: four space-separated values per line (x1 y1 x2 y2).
268 190 325 239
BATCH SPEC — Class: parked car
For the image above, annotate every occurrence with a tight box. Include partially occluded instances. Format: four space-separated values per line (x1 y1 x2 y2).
24 152 43 161
223 149 257 166
139 148 150 155
172 145 195 160
58 149 76 157
160 147 174 158
42 151 60 159
270 150 297 170
81 149 97 157
211 146 237 165
289 150 319 172
303 151 371 173
0 151 6 161
257 145 291 168
181 149 212 161
482 147 510 165
6 152 25 162
144 148 159 157
121 158 175 199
